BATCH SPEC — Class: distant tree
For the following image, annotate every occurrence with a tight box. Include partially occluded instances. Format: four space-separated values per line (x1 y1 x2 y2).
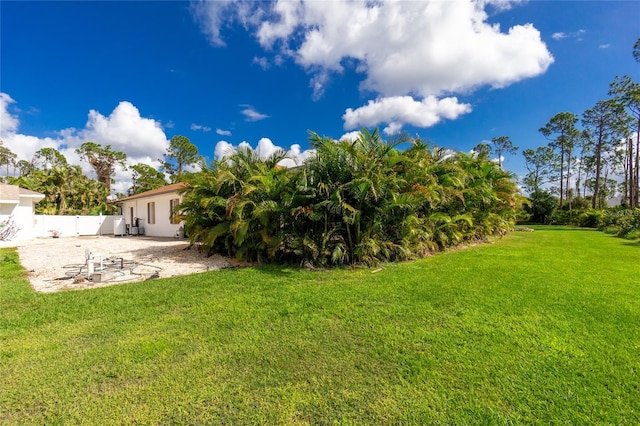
161 135 202 181
582 99 631 208
522 146 557 193
129 163 167 195
0 141 17 178
15 159 35 177
472 142 491 159
573 130 592 198
75 142 127 194
610 75 640 207
539 112 580 208
490 136 518 169
33 147 68 170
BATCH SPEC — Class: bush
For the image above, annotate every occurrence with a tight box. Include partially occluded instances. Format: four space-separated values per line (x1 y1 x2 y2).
624 229 640 240
570 196 591 210
577 209 606 228
525 190 557 224
549 209 577 225
598 208 640 239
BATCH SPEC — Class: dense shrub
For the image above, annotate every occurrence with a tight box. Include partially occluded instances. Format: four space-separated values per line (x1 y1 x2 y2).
577 209 606 228
525 190 557 224
180 130 520 266
548 209 577 225
570 196 591 210
599 208 640 239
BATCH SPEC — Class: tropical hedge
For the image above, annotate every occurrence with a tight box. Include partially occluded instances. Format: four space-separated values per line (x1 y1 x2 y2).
179 130 521 266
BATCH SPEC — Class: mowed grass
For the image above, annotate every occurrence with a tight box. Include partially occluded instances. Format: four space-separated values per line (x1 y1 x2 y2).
1 227 639 424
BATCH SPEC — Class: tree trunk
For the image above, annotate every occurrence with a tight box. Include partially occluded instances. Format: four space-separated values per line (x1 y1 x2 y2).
624 138 630 205
632 117 640 207
559 141 565 208
592 128 603 209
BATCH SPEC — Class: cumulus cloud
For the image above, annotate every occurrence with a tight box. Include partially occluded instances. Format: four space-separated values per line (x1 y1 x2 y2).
191 123 212 132
80 101 169 159
240 104 269 122
213 138 314 167
0 93 20 136
0 94 169 195
216 128 232 136
192 0 553 133
343 96 472 134
339 131 361 142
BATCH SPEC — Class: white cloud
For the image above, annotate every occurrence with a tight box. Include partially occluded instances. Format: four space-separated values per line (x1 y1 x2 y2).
0 93 19 136
255 137 280 159
0 95 169 195
213 138 314 167
253 56 270 70
339 131 361 142
213 140 235 161
552 29 586 41
191 123 212 132
193 0 553 131
599 43 611 49
240 104 269 122
80 101 169 159
343 96 472 134
190 0 236 47
216 128 232 136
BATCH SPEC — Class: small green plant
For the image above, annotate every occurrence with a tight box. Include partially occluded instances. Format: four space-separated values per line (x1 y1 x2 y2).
623 229 640 240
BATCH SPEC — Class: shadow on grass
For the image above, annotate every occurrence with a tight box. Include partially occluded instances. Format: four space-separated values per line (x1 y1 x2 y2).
528 225 597 231
621 240 640 248
250 264 320 277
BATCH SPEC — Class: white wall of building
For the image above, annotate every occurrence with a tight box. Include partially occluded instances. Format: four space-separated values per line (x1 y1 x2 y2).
0 198 40 241
118 192 183 238
33 215 118 238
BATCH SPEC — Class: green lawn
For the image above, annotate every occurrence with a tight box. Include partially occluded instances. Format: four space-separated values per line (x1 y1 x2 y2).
1 227 639 424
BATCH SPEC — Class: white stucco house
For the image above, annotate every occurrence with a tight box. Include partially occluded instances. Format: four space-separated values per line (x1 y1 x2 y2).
115 182 186 238
0 183 45 241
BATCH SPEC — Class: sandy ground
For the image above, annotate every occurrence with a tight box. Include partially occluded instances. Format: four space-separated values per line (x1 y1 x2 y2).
5 236 234 292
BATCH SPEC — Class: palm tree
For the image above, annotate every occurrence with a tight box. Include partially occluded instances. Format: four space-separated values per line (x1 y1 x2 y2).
178 129 521 267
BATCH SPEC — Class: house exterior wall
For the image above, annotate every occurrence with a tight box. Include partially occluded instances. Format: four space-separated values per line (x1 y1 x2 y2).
118 192 183 238
0 199 39 241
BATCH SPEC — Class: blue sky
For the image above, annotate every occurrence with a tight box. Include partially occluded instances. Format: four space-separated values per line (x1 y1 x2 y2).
1 1 638 194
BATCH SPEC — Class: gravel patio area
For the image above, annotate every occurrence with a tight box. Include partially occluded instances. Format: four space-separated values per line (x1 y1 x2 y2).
7 236 234 292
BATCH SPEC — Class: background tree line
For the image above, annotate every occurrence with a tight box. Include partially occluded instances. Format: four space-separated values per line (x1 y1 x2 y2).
523 39 639 218
0 135 201 215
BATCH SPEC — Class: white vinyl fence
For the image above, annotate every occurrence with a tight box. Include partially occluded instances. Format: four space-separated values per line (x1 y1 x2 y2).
34 215 122 238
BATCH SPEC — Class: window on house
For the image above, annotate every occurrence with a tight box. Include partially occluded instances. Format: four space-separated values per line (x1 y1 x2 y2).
147 202 156 224
170 198 180 224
